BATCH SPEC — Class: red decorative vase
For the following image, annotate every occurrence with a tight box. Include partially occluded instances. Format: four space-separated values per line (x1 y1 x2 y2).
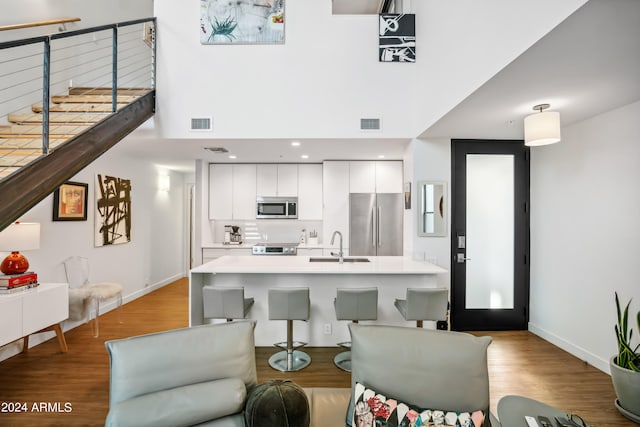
0 251 29 275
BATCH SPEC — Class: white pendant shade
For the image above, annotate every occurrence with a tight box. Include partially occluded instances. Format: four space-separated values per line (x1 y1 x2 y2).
524 110 561 146
524 111 560 147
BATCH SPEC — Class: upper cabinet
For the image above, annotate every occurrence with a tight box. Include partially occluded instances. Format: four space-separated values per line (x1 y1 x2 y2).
232 164 257 220
323 161 350 250
349 161 403 193
209 164 233 220
298 164 323 220
209 164 256 220
256 164 298 197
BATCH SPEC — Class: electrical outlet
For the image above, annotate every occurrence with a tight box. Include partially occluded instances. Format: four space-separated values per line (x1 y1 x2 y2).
323 323 332 335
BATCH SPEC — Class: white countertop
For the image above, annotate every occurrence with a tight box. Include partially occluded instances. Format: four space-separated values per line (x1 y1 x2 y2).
192 255 447 275
202 243 327 249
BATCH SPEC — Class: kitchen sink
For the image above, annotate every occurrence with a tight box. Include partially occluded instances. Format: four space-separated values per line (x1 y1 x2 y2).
309 257 370 263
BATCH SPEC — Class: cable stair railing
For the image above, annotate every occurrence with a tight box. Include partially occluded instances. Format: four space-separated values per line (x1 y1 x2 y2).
0 18 156 231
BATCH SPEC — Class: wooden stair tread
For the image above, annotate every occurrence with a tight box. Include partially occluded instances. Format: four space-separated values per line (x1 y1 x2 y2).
68 87 151 96
32 103 127 113
9 112 108 124
51 94 139 104
0 138 67 150
0 124 89 136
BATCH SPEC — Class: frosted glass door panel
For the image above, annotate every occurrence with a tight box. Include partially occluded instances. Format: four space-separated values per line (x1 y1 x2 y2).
466 154 514 309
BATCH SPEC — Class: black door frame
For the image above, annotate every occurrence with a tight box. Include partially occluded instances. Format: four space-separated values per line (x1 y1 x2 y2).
450 139 530 331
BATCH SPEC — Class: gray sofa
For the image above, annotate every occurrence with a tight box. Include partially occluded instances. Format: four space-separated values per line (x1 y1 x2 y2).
105 321 501 427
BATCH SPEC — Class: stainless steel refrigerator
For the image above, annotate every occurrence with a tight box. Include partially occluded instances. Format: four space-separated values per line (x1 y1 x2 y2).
350 193 403 256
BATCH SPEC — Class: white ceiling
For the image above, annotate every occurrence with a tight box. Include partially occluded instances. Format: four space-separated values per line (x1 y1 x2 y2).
421 0 640 140
122 0 640 173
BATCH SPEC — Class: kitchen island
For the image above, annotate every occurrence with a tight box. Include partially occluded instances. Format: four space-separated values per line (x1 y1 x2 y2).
190 255 447 346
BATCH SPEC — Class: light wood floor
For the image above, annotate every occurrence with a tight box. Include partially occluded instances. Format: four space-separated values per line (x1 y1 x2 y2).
0 278 634 426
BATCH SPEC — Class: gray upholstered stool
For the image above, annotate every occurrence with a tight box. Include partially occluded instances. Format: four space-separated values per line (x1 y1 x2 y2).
202 286 254 322
268 287 311 372
333 287 378 372
394 288 449 328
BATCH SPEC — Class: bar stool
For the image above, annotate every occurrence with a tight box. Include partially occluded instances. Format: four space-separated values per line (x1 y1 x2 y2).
202 286 254 322
334 287 378 372
268 287 311 372
394 288 449 328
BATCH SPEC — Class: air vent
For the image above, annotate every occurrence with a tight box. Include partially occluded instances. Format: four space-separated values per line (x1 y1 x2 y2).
360 118 381 131
190 117 212 131
204 147 228 153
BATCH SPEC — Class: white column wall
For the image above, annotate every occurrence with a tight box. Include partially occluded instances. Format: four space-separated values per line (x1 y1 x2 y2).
529 100 640 373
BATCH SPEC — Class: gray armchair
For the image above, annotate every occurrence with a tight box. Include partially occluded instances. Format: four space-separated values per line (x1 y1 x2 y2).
105 321 256 427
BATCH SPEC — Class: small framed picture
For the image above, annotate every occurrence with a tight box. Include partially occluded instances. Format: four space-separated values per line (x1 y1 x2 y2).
53 181 88 221
404 181 411 209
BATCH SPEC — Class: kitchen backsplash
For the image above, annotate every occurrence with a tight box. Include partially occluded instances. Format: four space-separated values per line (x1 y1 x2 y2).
212 220 323 244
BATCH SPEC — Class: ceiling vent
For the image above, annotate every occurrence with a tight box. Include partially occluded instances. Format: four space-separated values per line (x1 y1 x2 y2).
190 117 212 131
204 147 228 153
360 118 382 131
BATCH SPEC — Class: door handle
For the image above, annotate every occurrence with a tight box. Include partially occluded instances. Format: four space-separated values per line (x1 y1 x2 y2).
456 253 471 263
371 209 376 247
377 206 381 247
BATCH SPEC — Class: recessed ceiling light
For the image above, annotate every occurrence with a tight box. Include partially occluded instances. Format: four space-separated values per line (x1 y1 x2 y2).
228 155 237 159
378 155 385 159
301 154 309 159
291 141 301 147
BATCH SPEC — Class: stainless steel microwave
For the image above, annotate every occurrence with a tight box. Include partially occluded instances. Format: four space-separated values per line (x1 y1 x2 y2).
256 196 298 219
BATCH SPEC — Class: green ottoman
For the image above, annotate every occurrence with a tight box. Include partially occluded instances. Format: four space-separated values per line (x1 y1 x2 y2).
245 380 310 427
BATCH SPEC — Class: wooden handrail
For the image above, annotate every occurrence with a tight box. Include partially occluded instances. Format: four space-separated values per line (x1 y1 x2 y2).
0 17 81 32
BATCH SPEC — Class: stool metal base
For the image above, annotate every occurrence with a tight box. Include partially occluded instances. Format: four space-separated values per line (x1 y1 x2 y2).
333 350 352 372
269 350 311 372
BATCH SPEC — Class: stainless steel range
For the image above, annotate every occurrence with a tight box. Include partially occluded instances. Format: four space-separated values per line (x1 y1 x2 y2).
252 243 298 255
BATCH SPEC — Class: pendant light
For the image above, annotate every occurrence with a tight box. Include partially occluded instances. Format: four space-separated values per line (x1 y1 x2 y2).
524 103 561 146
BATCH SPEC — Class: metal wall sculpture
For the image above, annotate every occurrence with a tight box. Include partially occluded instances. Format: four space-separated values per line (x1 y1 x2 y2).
95 174 132 247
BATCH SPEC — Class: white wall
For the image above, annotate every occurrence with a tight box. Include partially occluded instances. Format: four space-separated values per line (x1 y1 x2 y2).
0 140 187 361
412 0 586 136
152 1 583 141
408 137 451 290
529 100 640 373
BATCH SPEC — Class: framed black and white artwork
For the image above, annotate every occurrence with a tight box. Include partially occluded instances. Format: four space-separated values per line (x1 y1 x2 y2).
379 14 416 63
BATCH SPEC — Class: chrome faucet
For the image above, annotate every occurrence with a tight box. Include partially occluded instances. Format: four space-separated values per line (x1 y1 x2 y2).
330 230 344 264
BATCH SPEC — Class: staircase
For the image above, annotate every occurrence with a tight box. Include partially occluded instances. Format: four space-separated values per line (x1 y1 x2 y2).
0 17 156 230
0 87 151 180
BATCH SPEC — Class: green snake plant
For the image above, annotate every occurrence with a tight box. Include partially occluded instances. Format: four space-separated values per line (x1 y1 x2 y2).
615 292 640 371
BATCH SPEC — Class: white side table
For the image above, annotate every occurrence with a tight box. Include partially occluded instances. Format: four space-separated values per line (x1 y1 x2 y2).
0 283 69 353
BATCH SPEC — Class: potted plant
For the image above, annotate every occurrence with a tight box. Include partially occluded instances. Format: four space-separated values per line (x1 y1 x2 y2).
610 292 640 422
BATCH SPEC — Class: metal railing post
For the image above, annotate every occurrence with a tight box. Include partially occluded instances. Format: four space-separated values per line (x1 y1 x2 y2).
112 26 118 113
42 37 51 155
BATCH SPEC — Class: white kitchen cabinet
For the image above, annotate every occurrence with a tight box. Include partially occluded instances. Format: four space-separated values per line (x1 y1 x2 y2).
256 164 278 196
349 161 403 194
209 164 233 220
232 164 257 220
256 164 298 197
323 161 350 249
349 161 376 193
202 247 253 264
297 164 323 220
277 164 298 196
375 161 403 193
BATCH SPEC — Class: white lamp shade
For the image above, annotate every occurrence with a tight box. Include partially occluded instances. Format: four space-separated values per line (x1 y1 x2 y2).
524 111 561 146
0 222 40 251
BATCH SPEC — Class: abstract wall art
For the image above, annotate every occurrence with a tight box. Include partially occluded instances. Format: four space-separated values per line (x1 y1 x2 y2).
95 174 131 247
53 181 88 221
379 14 416 63
200 0 285 45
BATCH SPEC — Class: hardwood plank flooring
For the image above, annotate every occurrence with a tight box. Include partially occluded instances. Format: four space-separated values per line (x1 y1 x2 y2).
0 278 634 426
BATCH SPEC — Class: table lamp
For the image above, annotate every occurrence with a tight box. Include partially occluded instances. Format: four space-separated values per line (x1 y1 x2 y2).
0 222 40 275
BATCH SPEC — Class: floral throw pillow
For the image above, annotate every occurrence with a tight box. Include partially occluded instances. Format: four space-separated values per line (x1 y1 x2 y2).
352 382 485 427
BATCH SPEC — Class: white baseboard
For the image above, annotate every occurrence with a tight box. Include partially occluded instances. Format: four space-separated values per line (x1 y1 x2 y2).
528 322 611 374
0 274 185 363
